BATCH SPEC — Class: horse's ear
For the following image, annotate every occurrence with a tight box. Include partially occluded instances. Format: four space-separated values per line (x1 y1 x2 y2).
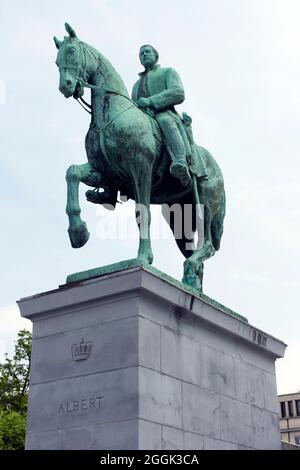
65 22 77 38
53 36 62 50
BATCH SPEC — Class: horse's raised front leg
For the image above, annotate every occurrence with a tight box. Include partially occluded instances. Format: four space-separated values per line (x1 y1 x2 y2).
131 160 153 265
65 162 101 248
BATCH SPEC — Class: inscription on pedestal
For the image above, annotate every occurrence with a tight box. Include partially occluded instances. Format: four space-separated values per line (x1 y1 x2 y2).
58 396 104 414
251 329 267 347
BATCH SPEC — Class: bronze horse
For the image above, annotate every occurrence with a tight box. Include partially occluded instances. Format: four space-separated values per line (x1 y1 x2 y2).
54 23 225 292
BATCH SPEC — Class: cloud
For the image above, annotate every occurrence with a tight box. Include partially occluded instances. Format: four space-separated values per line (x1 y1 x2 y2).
0 80 6 104
276 340 300 395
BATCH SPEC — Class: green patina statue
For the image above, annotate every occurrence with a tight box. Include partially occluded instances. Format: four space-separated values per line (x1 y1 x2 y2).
54 23 226 292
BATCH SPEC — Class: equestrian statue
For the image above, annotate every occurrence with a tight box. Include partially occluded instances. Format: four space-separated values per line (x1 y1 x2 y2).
54 23 226 292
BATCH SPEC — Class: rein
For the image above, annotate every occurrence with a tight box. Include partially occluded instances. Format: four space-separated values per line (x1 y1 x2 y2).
74 80 135 129
74 78 134 115
75 97 91 114
78 78 134 103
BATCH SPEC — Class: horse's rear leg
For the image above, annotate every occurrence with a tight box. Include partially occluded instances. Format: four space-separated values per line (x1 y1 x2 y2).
131 161 153 265
162 201 195 259
65 162 101 248
183 205 215 292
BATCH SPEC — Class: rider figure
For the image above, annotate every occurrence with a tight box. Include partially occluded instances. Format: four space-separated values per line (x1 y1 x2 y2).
86 44 208 208
132 45 191 187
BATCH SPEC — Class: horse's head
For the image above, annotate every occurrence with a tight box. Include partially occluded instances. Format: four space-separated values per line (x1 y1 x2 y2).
54 23 85 99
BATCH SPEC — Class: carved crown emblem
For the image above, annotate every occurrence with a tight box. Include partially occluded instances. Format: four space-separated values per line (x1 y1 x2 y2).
71 338 93 361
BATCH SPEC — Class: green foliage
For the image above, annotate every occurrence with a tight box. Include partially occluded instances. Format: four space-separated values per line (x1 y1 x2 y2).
0 329 32 450
0 329 31 413
0 410 26 450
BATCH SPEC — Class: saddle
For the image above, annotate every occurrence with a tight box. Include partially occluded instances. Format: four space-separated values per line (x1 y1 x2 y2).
86 112 208 208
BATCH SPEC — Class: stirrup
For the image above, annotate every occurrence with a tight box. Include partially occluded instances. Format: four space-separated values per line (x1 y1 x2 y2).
86 189 117 209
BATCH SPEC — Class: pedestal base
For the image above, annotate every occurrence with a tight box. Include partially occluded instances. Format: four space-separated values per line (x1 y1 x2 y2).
18 263 286 450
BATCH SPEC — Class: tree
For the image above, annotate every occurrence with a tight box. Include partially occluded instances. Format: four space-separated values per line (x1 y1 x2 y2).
0 329 32 450
0 410 26 450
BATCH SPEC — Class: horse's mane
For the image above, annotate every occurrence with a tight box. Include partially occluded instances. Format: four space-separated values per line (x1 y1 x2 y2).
81 41 99 65
81 40 129 97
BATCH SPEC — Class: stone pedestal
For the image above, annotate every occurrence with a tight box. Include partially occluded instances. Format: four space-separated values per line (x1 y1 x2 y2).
18 263 286 450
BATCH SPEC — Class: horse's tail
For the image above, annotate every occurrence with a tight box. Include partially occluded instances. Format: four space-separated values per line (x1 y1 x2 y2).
211 191 226 251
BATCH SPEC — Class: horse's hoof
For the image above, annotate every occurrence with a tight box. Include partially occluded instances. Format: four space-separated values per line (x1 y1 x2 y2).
68 221 90 248
137 253 153 266
183 258 201 290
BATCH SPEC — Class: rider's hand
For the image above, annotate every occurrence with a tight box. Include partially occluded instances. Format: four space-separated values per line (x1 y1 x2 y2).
77 77 85 87
137 97 152 108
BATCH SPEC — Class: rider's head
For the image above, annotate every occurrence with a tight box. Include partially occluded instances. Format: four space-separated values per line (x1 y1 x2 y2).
139 45 159 70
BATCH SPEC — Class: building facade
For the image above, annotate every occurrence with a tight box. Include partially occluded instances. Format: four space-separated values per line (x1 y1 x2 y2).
278 392 300 446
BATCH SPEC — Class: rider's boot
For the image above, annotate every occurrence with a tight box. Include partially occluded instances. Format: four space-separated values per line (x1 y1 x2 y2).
170 156 191 187
86 187 118 210
163 123 192 187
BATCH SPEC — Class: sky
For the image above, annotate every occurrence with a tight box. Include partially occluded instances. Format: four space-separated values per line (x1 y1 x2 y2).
0 0 299 395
